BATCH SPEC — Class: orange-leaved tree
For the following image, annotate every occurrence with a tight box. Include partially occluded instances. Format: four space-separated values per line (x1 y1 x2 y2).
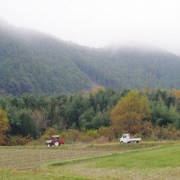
111 90 151 134
0 109 11 145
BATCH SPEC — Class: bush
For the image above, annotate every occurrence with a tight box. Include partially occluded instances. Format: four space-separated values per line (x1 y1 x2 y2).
8 135 33 146
61 129 100 143
96 136 109 143
67 129 81 142
0 133 10 145
79 133 94 143
140 121 153 136
59 132 68 140
42 128 60 140
149 136 159 141
77 129 100 143
99 126 115 141
86 129 99 139
151 124 180 140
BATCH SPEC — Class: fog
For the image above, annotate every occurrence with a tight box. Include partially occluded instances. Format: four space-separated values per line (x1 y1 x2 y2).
0 0 180 55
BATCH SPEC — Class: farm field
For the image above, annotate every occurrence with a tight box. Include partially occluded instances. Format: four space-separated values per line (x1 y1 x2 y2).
0 141 180 179
0 141 162 170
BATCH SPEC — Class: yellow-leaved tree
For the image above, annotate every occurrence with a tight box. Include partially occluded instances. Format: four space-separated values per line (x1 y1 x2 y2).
0 109 11 145
172 89 180 111
111 90 151 134
91 86 105 94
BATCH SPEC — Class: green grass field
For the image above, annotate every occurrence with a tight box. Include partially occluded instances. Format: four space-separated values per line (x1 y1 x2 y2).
0 141 180 179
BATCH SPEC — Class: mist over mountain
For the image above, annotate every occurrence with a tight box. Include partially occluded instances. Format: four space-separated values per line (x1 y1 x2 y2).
1 21 180 96
0 21 92 95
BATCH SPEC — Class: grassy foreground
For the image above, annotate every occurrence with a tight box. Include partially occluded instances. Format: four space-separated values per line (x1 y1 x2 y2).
0 142 180 179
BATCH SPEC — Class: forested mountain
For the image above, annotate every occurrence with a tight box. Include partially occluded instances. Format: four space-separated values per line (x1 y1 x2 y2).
1 20 180 96
76 47 180 89
0 21 92 95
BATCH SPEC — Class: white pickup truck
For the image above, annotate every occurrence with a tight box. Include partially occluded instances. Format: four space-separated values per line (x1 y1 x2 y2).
120 134 141 143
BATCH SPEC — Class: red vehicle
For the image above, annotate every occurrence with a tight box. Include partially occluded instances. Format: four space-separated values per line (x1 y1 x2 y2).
45 135 65 147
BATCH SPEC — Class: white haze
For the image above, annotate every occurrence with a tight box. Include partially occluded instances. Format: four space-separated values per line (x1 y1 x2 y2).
0 0 180 55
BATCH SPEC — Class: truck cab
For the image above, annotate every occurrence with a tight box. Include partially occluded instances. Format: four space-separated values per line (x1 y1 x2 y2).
120 134 130 143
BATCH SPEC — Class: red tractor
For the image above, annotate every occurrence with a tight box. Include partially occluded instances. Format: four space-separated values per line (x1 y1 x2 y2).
45 135 65 147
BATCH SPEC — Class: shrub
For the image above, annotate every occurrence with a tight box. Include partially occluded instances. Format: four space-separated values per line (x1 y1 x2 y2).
149 136 159 141
8 135 32 146
96 136 109 143
42 128 60 140
86 129 99 139
77 129 100 143
79 133 94 143
59 132 68 140
151 124 180 140
99 126 115 141
67 129 81 142
0 133 10 145
140 121 153 136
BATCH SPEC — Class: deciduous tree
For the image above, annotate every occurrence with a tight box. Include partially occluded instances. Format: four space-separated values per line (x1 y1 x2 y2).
0 109 10 145
0 109 10 134
111 90 151 134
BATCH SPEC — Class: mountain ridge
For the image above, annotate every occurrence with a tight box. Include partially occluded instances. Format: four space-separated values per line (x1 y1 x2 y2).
1 21 180 95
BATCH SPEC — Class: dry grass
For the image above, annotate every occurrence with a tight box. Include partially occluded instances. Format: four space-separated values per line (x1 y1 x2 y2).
0 147 117 170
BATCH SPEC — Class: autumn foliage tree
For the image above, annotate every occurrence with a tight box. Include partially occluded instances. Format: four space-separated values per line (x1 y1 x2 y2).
172 89 180 111
91 86 105 94
0 109 11 145
111 90 151 134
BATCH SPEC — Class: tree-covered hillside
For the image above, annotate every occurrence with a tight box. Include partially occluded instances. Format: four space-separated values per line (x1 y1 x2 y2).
1 20 180 96
73 47 180 89
0 21 92 95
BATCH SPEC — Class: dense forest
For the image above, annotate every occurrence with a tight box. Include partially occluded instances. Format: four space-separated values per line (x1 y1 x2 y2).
1 21 180 96
1 87 180 145
0 20 92 95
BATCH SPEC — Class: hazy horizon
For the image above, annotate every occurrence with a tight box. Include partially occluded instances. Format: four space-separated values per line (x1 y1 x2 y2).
0 0 180 55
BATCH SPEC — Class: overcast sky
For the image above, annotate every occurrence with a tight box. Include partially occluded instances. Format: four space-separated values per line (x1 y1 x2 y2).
0 0 180 55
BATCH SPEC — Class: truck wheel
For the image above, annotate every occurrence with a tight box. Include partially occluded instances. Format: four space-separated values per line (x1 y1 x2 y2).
120 141 123 144
47 144 51 147
134 141 137 143
54 141 60 146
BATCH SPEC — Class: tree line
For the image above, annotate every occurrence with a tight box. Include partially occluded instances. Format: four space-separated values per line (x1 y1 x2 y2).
0 87 180 145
